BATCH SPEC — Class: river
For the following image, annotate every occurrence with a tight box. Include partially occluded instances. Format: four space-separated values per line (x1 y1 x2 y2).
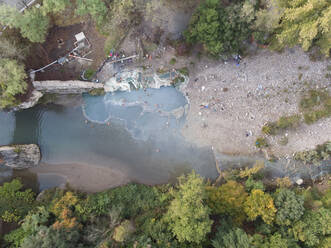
0 87 217 191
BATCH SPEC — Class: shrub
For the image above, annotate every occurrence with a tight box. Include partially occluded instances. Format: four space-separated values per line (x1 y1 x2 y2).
300 90 330 111
244 189 277 224
169 58 176 65
239 161 265 179
274 189 304 226
0 179 35 222
262 114 301 135
89 88 105 96
206 180 248 224
255 137 268 148
113 220 135 242
177 67 189 76
294 142 331 165
165 171 213 243
275 177 292 188
245 177 265 192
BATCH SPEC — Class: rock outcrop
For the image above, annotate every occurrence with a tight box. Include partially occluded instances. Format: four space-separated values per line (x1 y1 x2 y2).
13 90 43 111
0 144 41 169
33 80 104 94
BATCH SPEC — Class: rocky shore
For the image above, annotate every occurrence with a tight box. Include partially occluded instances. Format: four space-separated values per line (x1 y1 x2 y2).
0 144 41 169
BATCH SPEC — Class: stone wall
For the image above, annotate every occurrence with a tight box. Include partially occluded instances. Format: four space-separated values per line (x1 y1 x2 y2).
33 80 104 94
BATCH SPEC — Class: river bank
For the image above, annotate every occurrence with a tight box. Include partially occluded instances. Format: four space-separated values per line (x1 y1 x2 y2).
119 44 330 158
30 162 130 193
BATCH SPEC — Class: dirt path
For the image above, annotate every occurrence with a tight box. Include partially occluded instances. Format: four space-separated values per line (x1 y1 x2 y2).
30 162 130 193
178 48 330 157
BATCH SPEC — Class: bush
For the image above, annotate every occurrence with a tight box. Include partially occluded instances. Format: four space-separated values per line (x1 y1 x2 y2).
255 137 268 148
262 115 301 135
245 177 265 192
294 142 331 165
89 88 105 96
169 58 177 65
177 67 189 76
113 220 135 242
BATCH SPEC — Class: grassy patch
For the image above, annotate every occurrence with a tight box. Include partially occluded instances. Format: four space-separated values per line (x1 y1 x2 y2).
262 114 301 135
300 90 331 124
84 69 95 81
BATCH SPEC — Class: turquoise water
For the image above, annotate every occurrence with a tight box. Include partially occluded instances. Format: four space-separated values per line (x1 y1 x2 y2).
0 87 217 185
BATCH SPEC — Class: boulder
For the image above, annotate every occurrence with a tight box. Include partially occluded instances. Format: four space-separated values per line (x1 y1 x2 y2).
0 144 41 169
12 90 43 111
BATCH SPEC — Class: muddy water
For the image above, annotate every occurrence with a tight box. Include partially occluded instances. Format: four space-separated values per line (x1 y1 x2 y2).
0 87 217 191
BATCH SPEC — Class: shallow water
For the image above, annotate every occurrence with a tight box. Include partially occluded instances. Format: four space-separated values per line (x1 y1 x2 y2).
0 87 217 190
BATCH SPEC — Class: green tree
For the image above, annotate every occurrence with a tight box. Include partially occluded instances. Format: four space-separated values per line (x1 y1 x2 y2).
0 4 20 28
212 220 251 248
274 0 331 56
184 0 223 55
185 0 253 55
244 189 277 224
289 208 331 247
75 0 108 26
0 58 27 108
18 8 49 43
41 0 70 15
165 171 213 243
274 188 305 226
0 5 49 43
207 180 248 224
0 179 35 222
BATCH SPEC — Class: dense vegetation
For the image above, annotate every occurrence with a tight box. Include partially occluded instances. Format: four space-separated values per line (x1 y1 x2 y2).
185 0 331 57
0 0 330 108
1 166 330 248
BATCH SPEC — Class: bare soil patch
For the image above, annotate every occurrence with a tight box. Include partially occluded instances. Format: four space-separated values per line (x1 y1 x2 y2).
30 162 130 193
25 22 106 81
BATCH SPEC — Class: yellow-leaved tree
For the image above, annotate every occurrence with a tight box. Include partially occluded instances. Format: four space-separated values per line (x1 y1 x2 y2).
244 189 277 224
